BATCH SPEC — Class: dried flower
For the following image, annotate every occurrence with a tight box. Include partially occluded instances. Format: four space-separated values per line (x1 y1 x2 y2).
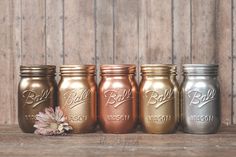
34 107 72 136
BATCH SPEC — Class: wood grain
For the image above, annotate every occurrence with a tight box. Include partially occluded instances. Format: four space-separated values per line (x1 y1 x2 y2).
21 0 46 65
113 0 139 81
12 0 22 124
216 0 233 125
233 0 236 124
0 125 236 157
173 0 191 80
96 0 113 81
0 0 14 124
191 0 216 64
46 0 64 79
64 0 95 64
139 0 172 64
113 0 139 64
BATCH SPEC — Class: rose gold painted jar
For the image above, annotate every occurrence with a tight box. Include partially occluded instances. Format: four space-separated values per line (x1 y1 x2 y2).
139 64 177 133
18 65 57 133
98 64 138 133
58 65 97 133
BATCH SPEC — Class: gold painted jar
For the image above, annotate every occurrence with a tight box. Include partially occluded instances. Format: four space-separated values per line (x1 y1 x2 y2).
169 65 180 127
139 64 177 133
58 65 97 133
18 65 57 133
98 65 138 133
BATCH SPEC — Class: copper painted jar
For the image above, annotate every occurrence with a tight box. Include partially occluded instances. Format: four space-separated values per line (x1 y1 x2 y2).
139 64 177 133
18 65 57 133
98 64 138 133
58 65 97 133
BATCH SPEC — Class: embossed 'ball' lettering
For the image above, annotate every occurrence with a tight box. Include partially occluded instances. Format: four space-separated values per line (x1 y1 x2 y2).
104 88 132 108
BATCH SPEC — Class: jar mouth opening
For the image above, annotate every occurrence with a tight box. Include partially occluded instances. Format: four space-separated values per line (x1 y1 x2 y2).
60 65 96 76
20 65 56 76
100 64 136 75
182 64 218 76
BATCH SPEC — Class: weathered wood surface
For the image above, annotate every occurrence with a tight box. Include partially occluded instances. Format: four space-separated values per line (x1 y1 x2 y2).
0 125 236 157
0 0 235 125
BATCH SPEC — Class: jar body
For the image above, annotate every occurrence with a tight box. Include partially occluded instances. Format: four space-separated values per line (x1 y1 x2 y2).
171 76 180 128
181 76 220 134
139 76 177 133
98 76 138 133
18 76 56 133
58 76 97 133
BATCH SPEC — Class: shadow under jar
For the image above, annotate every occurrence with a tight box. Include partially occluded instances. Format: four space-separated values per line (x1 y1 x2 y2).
98 64 138 133
18 65 57 133
181 64 220 134
139 64 177 134
58 65 97 133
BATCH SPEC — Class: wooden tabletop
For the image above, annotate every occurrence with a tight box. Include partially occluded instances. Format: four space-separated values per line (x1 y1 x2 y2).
0 125 236 157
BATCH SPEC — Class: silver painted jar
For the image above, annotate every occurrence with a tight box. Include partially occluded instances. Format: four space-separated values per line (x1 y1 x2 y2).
181 64 220 134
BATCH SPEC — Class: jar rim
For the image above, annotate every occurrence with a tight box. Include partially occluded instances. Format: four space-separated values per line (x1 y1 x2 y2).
100 64 136 75
141 64 175 76
20 65 56 76
182 64 218 76
60 64 96 76
183 64 218 67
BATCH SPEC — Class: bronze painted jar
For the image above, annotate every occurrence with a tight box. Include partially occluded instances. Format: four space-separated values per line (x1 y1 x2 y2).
18 65 57 133
98 64 138 133
139 64 177 133
58 65 97 133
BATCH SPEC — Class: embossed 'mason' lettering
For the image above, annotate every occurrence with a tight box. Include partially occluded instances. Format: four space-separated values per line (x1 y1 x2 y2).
64 89 91 109
104 88 132 108
145 89 174 109
22 89 51 108
187 88 216 108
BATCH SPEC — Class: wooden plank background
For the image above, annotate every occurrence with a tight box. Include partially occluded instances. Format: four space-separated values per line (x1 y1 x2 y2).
0 0 235 125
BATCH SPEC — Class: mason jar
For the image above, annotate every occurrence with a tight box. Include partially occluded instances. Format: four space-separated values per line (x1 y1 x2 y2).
98 64 138 133
18 65 57 133
169 65 180 127
181 64 220 134
139 64 177 133
58 65 97 133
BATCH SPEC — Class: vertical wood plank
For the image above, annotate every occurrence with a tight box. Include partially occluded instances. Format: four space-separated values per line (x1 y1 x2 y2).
191 0 216 63
139 0 172 65
12 0 22 124
96 0 113 80
113 0 139 65
64 0 95 64
21 0 46 65
46 0 64 78
232 0 236 124
173 0 191 79
216 0 232 125
0 0 15 124
215 0 232 125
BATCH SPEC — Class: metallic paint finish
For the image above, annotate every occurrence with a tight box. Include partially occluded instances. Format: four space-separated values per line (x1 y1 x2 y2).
139 64 177 133
58 65 97 133
98 64 138 133
18 65 57 133
170 65 180 128
181 64 220 134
